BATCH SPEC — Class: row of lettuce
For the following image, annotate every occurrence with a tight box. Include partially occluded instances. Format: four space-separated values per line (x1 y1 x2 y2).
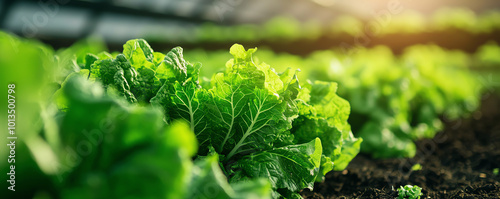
1 31 495 198
148 8 500 43
185 43 500 158
0 32 360 199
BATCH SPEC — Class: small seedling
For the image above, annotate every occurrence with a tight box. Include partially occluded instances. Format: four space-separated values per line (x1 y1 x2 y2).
494 168 499 176
398 185 423 199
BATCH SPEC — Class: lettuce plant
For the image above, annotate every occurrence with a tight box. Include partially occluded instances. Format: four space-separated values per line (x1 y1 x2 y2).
83 39 361 198
397 185 423 199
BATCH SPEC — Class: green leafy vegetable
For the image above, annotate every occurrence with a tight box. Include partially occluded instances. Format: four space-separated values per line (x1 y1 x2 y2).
0 29 488 199
83 41 361 198
398 185 423 199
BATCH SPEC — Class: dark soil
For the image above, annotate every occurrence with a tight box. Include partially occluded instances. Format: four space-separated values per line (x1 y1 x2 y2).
302 93 500 199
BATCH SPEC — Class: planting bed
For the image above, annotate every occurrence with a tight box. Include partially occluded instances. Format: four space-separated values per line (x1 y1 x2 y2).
302 94 500 199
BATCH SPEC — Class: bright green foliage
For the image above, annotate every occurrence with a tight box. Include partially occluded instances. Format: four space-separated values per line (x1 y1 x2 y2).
205 45 334 197
293 81 362 179
186 44 483 159
0 34 275 199
79 41 361 198
53 75 269 199
231 138 322 198
397 185 423 199
88 39 167 103
204 44 294 159
41 76 196 199
0 28 489 198
332 46 479 158
332 47 421 158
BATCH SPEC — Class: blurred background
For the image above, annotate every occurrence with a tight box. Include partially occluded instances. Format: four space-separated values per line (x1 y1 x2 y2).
1 0 499 54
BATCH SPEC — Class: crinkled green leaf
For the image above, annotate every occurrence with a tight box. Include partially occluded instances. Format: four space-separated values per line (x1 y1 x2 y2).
205 72 251 153
123 39 155 69
205 45 294 159
151 80 210 152
232 138 322 194
208 83 286 159
279 68 301 121
397 185 423 199
229 44 256 61
156 47 201 83
90 52 162 103
90 55 138 102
